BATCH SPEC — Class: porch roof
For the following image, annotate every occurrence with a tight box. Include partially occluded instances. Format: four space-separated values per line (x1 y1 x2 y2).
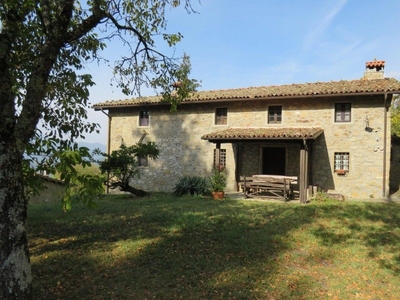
201 127 324 142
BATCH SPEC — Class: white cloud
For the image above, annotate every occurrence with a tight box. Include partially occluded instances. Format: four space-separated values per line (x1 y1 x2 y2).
303 0 348 51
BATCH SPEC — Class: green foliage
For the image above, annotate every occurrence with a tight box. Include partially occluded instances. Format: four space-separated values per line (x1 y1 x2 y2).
54 148 105 211
73 163 102 177
391 95 400 137
97 142 159 195
209 169 227 192
1 0 199 197
1 0 199 297
23 147 105 210
312 191 335 203
173 175 209 196
157 53 201 111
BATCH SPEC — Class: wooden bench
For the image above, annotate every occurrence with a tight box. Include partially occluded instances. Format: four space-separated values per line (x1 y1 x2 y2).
239 175 298 201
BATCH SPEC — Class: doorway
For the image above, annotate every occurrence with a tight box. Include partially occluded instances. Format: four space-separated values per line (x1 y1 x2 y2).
262 147 286 175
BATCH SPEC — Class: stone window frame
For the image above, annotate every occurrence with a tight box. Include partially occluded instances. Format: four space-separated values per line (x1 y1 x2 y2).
139 110 150 127
334 152 349 174
268 105 283 124
334 102 352 123
215 107 228 126
138 155 149 168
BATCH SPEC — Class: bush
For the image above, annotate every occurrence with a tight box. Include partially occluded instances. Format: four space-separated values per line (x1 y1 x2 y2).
173 175 209 196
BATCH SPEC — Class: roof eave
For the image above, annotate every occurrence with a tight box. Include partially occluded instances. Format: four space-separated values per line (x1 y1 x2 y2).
203 136 320 143
93 90 400 110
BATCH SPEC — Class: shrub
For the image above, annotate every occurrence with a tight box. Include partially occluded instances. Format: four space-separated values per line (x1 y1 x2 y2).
173 175 209 196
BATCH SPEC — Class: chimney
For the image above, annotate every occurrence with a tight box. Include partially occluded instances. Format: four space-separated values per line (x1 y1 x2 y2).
364 58 385 79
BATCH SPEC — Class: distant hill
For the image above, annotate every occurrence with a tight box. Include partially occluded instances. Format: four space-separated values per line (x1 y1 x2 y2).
79 142 106 162
26 142 107 169
79 142 106 153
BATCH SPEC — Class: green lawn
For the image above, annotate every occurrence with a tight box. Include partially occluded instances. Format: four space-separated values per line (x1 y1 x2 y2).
28 194 400 299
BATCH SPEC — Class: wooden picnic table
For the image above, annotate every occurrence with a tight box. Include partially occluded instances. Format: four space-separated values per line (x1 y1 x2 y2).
239 174 298 201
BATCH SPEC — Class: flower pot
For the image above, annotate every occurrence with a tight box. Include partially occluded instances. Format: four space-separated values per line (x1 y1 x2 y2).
336 169 347 175
212 191 224 200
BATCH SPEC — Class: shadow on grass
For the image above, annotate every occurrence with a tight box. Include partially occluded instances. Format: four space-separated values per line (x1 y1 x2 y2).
28 196 400 299
309 201 400 274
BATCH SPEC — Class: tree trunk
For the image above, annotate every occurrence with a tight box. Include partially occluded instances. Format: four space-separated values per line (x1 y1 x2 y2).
121 185 149 197
110 182 149 197
0 146 32 299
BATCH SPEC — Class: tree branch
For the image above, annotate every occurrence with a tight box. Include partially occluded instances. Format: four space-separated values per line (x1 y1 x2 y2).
15 0 76 147
65 0 106 43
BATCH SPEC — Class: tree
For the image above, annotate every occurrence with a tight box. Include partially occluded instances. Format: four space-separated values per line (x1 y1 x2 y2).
98 142 159 196
0 0 198 298
391 95 400 137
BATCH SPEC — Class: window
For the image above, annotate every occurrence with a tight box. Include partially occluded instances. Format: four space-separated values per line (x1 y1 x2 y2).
213 149 226 169
335 103 351 122
334 152 349 172
139 111 150 126
215 108 228 125
268 106 282 124
138 156 149 167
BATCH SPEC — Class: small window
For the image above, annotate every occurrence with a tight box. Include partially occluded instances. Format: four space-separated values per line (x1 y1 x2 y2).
138 156 149 167
139 111 149 126
215 108 228 125
335 103 351 122
268 106 282 124
213 149 226 169
334 152 349 173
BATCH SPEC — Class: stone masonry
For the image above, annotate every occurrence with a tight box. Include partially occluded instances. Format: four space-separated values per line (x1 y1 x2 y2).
108 94 390 199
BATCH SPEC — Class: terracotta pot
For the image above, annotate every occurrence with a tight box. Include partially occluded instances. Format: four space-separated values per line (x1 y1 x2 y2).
212 191 224 200
336 169 347 175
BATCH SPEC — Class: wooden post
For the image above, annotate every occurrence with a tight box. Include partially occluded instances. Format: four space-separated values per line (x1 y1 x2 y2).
299 140 309 204
235 143 241 191
304 144 309 203
243 175 247 198
299 149 305 203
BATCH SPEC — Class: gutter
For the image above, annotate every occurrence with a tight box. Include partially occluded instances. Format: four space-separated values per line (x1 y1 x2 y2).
100 109 111 194
382 93 393 198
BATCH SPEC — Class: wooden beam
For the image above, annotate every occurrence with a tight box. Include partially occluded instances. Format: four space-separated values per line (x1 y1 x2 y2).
215 143 221 169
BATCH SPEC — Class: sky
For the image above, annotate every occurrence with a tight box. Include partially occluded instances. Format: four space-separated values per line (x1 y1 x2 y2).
81 0 400 144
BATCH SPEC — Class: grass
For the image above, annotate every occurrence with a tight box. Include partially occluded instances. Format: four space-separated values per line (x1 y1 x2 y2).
28 194 400 299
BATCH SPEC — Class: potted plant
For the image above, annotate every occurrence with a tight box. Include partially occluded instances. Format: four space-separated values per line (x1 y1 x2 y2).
209 168 227 200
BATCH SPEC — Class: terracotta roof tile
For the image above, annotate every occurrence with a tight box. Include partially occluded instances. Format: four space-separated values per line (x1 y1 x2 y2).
366 60 385 68
93 78 400 109
201 127 324 141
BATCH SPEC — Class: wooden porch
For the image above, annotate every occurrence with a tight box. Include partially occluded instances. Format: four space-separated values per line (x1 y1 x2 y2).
201 127 324 204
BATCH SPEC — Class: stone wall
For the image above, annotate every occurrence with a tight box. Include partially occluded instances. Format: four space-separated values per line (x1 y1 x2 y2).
29 177 66 204
107 95 390 199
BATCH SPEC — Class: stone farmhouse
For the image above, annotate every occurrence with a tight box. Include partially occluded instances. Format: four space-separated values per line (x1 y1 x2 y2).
94 60 400 201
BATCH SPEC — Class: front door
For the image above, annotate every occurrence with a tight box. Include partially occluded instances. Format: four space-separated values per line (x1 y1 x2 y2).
262 147 286 175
